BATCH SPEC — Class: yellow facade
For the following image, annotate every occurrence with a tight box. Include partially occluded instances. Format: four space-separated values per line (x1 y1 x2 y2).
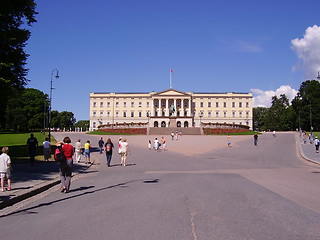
89 89 253 130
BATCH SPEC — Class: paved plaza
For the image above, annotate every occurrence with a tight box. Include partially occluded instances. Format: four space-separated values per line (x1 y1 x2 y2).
1 132 320 239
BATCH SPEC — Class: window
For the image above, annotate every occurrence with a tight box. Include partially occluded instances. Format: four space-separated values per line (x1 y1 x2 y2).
100 111 103 117
232 102 235 108
100 102 103 107
208 111 212 117
107 111 110 117
107 102 110 108
162 101 165 107
232 111 236 118
246 111 250 118
246 102 249 108
93 111 96 117
216 111 219 118
116 102 119 107
131 111 134 117
239 112 242 118
147 102 150 108
131 102 134 107
224 112 227 118
93 102 96 108
123 102 127 107
200 102 204 107
216 102 219 108
115 111 119 117
192 102 196 108
223 102 227 108
208 102 211 108
93 122 96 128
139 102 142 107
239 102 242 108
123 112 127 117
139 112 142 117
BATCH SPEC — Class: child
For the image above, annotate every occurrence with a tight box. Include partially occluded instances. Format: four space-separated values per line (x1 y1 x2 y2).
227 135 231 147
148 140 152 150
0 147 12 191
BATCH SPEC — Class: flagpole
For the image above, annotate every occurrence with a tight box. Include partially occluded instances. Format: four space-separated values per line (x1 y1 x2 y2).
170 69 172 89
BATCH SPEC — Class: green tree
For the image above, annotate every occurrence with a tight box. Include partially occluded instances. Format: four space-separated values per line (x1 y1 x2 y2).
253 107 268 131
292 80 320 131
51 111 76 130
6 88 47 131
0 0 37 130
75 120 89 130
258 94 294 131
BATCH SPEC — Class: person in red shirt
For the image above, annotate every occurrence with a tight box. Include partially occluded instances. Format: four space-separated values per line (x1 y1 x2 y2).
59 137 74 193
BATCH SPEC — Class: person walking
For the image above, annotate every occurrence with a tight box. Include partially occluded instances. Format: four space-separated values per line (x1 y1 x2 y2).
84 140 91 164
171 132 174 140
105 138 114 167
56 137 74 193
161 136 166 150
43 137 51 161
154 138 159 151
0 147 12 191
148 140 152 150
227 135 231 147
98 137 105 154
118 137 122 164
315 136 320 153
27 133 38 165
119 138 129 166
254 133 258 146
74 139 82 163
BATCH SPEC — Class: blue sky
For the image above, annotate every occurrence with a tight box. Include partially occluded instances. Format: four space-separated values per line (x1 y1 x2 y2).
26 0 320 121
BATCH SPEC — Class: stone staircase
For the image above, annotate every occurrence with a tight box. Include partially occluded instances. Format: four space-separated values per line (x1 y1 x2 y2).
148 127 202 135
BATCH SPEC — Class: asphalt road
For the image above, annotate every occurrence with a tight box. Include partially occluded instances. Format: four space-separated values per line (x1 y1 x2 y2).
1 132 320 240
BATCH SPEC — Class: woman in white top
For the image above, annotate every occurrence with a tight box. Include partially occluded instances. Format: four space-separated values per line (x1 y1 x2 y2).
43 137 51 161
119 138 129 166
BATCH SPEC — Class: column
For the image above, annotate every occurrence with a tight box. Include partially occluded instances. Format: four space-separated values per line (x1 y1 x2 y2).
174 99 177 117
166 99 169 116
157 99 161 117
188 98 191 116
151 98 154 117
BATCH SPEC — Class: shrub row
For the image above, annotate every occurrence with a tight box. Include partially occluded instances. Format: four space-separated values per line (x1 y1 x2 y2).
99 128 147 135
203 128 249 135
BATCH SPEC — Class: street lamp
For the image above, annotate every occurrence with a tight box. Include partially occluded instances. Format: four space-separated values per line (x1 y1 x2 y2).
48 69 59 142
317 71 320 81
199 111 203 127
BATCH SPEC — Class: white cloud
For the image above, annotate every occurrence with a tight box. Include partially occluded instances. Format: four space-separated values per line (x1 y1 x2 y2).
251 85 298 107
291 25 320 79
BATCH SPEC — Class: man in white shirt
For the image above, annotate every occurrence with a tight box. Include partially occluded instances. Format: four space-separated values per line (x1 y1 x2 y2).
75 139 82 163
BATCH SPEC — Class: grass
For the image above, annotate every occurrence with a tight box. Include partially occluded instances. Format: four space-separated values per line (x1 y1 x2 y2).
0 132 57 163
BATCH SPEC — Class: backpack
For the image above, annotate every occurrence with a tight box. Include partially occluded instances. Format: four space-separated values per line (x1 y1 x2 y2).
55 146 67 162
105 143 111 152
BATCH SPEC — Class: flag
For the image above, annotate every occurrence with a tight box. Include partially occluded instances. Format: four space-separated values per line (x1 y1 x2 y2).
170 69 173 73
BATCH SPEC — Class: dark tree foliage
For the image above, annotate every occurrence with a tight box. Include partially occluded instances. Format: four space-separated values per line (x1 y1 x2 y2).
0 0 37 129
292 80 320 131
253 107 268 131
75 120 89 130
51 111 76 130
6 88 48 131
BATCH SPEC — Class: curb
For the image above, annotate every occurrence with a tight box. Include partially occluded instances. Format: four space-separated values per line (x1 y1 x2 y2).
0 159 96 210
296 133 320 165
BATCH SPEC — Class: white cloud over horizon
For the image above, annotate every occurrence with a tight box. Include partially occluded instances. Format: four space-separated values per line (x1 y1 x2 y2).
291 25 320 79
251 85 298 107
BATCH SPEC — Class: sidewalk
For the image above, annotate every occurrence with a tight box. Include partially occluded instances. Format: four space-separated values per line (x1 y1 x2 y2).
297 133 320 165
0 160 96 210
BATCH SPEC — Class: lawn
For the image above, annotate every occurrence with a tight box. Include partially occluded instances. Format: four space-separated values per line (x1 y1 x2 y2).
0 132 57 163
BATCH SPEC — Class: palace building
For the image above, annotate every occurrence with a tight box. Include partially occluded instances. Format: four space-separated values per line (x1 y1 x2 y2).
89 89 253 132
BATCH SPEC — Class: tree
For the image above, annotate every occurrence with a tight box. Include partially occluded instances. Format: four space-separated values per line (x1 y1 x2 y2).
253 107 268 131
292 80 320 131
75 120 89 130
51 111 76 130
6 88 48 131
0 0 37 129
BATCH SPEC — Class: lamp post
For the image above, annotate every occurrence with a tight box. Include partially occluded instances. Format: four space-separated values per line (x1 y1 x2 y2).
317 71 320 81
48 69 59 142
199 111 203 127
